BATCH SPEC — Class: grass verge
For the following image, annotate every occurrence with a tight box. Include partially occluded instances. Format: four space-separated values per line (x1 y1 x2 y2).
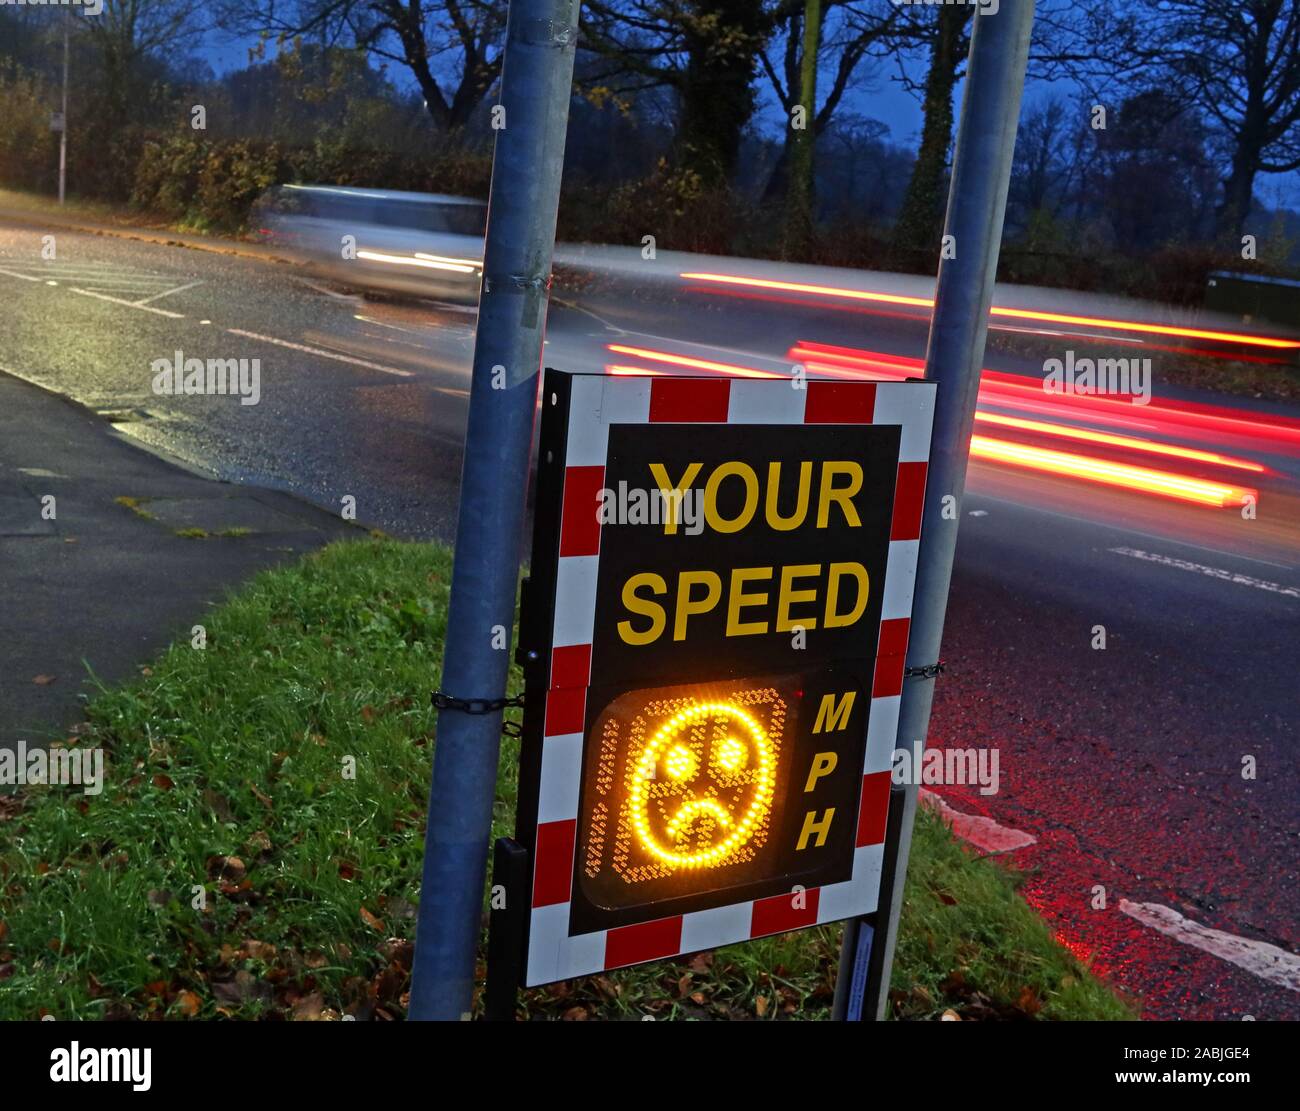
0 538 1133 1020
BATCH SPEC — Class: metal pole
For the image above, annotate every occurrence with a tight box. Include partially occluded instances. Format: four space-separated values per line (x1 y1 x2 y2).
836 0 1035 1021
408 0 579 1022
59 9 69 205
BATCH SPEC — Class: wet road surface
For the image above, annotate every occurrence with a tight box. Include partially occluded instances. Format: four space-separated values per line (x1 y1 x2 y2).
1 219 1296 1019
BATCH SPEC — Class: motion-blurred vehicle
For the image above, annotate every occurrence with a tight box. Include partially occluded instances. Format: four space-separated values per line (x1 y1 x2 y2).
252 185 486 303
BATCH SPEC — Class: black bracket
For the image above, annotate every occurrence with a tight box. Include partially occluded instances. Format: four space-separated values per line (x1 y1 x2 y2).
484 837 531 1021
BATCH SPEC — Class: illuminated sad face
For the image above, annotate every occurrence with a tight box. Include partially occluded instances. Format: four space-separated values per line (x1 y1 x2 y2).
626 701 777 869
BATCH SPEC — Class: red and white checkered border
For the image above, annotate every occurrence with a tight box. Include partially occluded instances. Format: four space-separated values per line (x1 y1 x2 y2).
525 375 935 986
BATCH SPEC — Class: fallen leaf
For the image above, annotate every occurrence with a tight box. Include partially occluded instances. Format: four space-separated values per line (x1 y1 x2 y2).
1016 986 1043 1016
174 990 201 1017
152 774 174 790
244 939 276 962
755 994 769 1017
359 907 386 932
32 675 56 686
940 1008 962 1021
207 856 245 882
292 992 325 1020
561 1005 588 1021
245 830 272 855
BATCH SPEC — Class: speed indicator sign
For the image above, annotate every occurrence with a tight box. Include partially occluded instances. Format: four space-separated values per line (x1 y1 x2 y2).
510 370 934 986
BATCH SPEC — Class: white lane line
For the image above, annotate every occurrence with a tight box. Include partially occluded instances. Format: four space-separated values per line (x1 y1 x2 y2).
919 789 1037 854
1109 546 1300 598
297 278 361 302
1119 900 1300 992
225 328 413 377
0 265 41 282
135 279 204 306
68 288 184 318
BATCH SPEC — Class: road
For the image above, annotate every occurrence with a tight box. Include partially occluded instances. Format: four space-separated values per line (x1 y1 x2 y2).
1 218 1296 1019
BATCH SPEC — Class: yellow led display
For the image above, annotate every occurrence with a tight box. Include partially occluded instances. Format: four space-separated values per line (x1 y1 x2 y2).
626 700 778 870
574 671 869 927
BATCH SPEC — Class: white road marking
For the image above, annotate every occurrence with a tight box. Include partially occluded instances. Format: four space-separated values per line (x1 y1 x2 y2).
1119 900 1300 993
0 265 40 282
919 789 1037 854
68 288 184 318
1109 546 1300 598
135 279 204 306
225 328 413 377
297 278 361 301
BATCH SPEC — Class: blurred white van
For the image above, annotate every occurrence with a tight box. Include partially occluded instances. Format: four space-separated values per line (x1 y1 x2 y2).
252 185 487 303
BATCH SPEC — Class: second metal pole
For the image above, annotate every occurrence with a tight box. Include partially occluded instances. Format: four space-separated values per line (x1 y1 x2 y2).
408 0 580 1022
837 0 1035 1021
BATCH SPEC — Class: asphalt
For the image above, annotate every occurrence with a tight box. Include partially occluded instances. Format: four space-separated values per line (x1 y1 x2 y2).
0 371 362 754
0 213 1296 1020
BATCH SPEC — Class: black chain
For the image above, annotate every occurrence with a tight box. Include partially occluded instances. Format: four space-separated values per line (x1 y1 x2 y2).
903 662 945 680
431 691 527 715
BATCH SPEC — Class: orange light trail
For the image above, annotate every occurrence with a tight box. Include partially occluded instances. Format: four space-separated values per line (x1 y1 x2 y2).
683 272 1300 350
605 343 783 378
602 341 1272 506
971 436 1257 507
973 411 1267 472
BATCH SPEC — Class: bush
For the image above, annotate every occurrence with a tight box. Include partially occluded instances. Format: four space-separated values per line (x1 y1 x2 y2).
193 139 280 234
0 63 58 193
131 134 207 219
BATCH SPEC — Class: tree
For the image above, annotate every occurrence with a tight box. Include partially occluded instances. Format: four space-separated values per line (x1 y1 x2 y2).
82 0 205 126
891 2 971 252
582 1 780 186
1095 90 1217 248
214 0 507 132
1009 96 1067 222
758 0 899 245
1135 0 1300 239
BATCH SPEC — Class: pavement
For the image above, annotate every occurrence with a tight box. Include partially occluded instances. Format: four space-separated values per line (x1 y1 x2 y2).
0 370 362 754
